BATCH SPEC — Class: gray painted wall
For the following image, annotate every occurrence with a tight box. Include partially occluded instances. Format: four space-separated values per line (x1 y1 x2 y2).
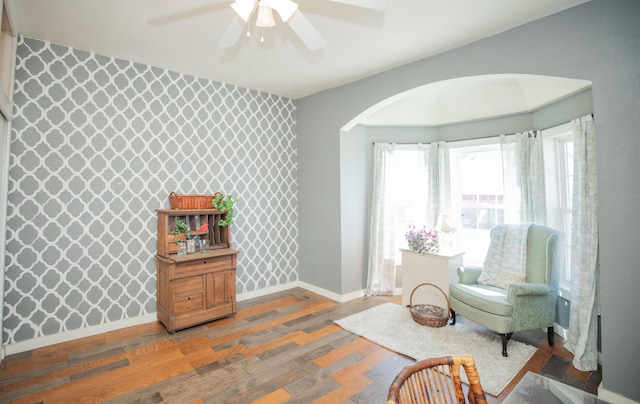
339 124 368 293
5 37 298 347
297 0 640 400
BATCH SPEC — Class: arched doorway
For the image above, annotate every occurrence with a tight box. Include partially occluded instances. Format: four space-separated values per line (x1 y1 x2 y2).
338 74 592 294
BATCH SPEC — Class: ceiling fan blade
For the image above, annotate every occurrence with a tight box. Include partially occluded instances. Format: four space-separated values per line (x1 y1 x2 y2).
286 11 326 51
219 15 247 48
327 0 385 11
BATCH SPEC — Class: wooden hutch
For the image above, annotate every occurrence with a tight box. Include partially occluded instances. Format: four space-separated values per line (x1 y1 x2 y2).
156 208 238 332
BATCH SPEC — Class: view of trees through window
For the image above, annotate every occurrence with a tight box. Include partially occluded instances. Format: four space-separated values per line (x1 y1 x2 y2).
451 145 505 264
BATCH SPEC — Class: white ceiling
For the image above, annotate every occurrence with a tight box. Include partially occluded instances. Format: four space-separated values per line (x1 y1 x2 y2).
362 74 592 126
10 0 590 101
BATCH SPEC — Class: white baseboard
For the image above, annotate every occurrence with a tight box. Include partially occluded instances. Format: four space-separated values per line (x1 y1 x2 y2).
3 282 374 356
238 280 371 303
237 281 299 302
598 385 639 404
297 281 366 303
3 313 158 356
237 281 364 303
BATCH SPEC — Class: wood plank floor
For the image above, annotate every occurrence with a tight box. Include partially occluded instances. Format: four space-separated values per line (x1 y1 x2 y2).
0 288 601 403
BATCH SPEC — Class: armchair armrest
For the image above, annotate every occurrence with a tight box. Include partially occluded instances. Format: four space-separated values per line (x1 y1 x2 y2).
457 266 482 284
507 283 550 300
508 283 557 328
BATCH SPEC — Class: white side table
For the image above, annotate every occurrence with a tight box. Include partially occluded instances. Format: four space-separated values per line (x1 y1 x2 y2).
401 249 464 308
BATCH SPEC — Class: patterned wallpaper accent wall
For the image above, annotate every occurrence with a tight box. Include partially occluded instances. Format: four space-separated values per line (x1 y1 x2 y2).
4 36 298 346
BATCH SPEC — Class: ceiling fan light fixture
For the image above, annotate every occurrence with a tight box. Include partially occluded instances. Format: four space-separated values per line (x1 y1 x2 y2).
269 0 298 22
255 2 276 28
230 0 256 22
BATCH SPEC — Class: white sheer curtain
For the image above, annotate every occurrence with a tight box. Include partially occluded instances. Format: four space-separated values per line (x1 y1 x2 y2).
420 142 451 229
500 131 547 224
567 114 599 371
366 143 397 296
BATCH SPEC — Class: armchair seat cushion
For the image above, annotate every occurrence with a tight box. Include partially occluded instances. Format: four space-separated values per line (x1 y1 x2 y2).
449 283 513 317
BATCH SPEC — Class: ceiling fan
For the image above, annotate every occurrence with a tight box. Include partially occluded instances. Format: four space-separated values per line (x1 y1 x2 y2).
221 0 385 51
148 0 385 51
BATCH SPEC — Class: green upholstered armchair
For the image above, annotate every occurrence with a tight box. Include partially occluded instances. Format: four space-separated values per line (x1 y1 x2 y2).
449 224 562 357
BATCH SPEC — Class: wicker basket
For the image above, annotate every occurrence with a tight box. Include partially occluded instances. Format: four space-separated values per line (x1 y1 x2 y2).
169 192 220 209
409 283 450 328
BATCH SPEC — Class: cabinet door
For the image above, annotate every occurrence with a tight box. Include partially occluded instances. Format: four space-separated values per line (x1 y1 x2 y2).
206 270 235 308
173 276 205 314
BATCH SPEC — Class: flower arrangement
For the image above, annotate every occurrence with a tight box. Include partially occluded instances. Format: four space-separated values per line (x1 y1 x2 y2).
405 225 439 253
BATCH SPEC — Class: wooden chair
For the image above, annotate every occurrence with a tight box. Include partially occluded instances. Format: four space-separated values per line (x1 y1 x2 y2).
387 355 488 404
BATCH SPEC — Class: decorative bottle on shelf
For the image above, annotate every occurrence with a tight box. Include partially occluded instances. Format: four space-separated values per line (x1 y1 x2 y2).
200 239 208 253
186 239 196 254
177 241 186 256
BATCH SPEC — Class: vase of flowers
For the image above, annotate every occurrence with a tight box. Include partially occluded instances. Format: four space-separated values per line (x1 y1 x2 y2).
405 225 439 253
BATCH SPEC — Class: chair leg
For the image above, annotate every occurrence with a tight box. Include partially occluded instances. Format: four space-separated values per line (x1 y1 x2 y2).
548 327 555 346
449 309 456 325
501 333 513 357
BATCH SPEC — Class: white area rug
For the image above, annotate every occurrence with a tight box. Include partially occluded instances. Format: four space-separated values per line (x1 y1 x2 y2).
335 302 537 396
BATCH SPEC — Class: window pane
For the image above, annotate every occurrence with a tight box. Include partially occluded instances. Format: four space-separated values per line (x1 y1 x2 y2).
560 139 574 285
562 140 574 209
453 146 505 264
546 130 575 287
461 207 477 229
478 208 497 230
393 149 427 264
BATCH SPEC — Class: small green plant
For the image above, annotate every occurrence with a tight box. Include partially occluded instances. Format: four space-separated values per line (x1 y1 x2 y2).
212 193 236 227
173 218 188 236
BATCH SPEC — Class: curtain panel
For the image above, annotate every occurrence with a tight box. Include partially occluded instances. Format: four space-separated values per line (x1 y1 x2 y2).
500 131 547 224
366 142 450 295
420 142 451 230
567 114 599 371
366 143 397 295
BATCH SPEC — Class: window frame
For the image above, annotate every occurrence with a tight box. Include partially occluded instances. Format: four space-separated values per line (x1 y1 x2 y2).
542 123 574 294
449 139 506 266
